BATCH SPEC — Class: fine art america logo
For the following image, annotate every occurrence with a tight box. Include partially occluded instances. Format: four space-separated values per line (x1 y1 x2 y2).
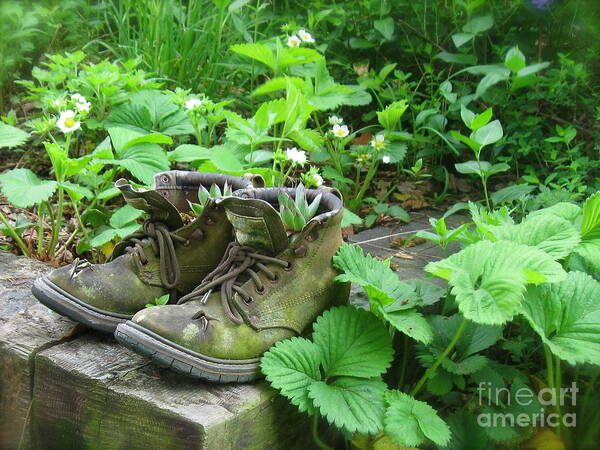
477 382 578 428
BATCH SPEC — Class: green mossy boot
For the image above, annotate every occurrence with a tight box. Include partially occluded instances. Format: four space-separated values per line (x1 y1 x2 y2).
114 187 350 382
32 171 261 333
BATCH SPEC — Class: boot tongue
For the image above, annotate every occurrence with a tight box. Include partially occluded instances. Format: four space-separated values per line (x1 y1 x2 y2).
115 179 183 229
218 197 289 256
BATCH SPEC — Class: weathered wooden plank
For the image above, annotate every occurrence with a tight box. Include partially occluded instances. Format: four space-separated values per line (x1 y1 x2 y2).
0 252 76 450
32 335 317 450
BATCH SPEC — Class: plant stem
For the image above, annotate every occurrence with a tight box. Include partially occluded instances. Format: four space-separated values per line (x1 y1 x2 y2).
410 316 468 397
311 413 333 450
37 203 46 257
48 187 64 258
554 354 563 437
353 162 379 209
0 210 30 257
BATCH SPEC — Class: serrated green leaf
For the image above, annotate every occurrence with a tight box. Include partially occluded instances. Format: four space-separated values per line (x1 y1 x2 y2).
442 354 489 375
168 144 212 162
426 241 566 324
0 168 57 208
333 243 419 307
521 271 600 365
426 370 453 395
230 43 275 70
106 90 193 136
581 191 600 241
442 411 490 450
260 337 321 414
312 306 394 378
109 204 144 228
374 304 433 344
0 122 29 148
309 377 386 435
384 391 451 447
341 208 362 227
490 214 581 259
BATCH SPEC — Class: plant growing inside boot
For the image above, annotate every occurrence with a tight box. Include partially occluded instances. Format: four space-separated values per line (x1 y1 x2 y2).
114 186 349 383
278 183 322 233
31 171 257 334
184 182 233 222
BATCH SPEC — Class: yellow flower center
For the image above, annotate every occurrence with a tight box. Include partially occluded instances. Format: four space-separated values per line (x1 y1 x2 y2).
374 140 385 149
64 117 76 128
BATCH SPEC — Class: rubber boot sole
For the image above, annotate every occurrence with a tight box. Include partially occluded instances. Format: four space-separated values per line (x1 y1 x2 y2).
32 277 131 333
114 321 260 383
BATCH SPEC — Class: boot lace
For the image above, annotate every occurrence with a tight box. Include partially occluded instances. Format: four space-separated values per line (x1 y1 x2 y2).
110 220 193 290
177 242 290 324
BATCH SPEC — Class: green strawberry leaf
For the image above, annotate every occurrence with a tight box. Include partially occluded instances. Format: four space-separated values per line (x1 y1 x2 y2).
333 243 419 307
442 411 490 450
0 122 29 149
308 377 386 435
581 191 600 241
261 337 322 415
0 168 57 208
490 214 581 260
312 306 394 378
373 303 434 344
384 390 451 447
521 271 600 365
426 241 566 325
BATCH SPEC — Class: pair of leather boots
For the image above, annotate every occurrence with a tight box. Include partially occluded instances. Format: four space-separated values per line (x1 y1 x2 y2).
32 171 349 382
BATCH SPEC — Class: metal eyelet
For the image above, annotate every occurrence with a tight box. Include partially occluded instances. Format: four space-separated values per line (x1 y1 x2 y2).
161 175 170 183
306 230 319 242
243 296 254 304
205 216 215 225
270 273 280 283
283 261 293 271
255 285 265 295
183 239 191 247
294 245 307 258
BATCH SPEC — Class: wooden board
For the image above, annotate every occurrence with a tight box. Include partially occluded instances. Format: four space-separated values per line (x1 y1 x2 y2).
32 335 315 450
0 252 76 449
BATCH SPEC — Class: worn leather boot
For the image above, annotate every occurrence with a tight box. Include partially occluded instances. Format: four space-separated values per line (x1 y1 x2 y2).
32 170 261 333
114 187 350 382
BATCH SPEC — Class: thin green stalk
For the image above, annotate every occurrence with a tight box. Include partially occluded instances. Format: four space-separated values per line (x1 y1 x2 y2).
411 317 468 397
48 186 64 258
311 413 333 450
353 162 379 208
37 203 46 257
0 210 30 256
554 354 563 437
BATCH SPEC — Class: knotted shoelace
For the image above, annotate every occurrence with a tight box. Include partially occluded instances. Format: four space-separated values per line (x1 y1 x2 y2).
177 242 290 324
110 220 193 290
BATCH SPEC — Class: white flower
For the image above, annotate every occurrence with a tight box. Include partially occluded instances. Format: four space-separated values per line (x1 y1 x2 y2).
313 173 324 186
71 93 84 102
287 35 301 48
75 101 91 112
382 155 391 164
332 124 349 138
371 134 385 149
328 115 343 125
285 147 307 165
56 110 80 133
185 98 203 110
298 29 315 43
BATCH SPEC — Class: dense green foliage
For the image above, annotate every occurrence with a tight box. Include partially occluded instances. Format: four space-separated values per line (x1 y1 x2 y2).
0 1 599 448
